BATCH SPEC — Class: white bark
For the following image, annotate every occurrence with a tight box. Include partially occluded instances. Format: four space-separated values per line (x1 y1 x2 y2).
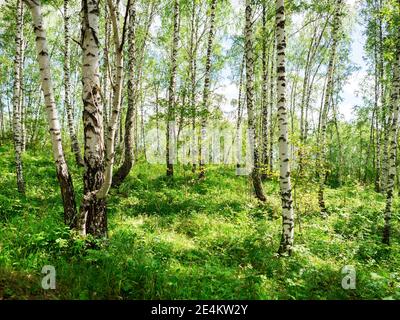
245 0 266 201
166 0 179 176
276 0 294 255
318 0 343 215
13 0 25 194
96 0 126 198
24 0 77 226
383 44 400 244
199 0 216 178
64 0 83 166
80 0 106 237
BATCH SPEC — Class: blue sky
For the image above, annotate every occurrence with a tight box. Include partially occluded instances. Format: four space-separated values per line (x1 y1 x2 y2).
218 0 366 122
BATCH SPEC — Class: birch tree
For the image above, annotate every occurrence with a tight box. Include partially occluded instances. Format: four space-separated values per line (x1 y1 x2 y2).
261 0 270 180
244 0 266 201
64 0 83 166
23 0 78 227
80 0 129 237
276 0 294 255
13 0 25 194
199 0 217 179
317 0 343 216
189 0 199 173
166 0 179 177
382 20 400 245
112 0 136 187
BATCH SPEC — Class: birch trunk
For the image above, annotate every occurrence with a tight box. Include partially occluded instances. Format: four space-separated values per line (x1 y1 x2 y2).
80 0 130 237
64 0 83 166
13 0 25 194
112 0 136 187
245 0 266 201
236 55 245 170
269 34 275 174
381 91 392 194
276 0 294 255
24 0 77 227
166 0 179 176
199 0 217 179
382 39 400 245
376 0 384 192
20 33 26 152
261 1 270 180
318 0 343 216
80 0 106 237
97 0 127 196
103 1 110 130
190 0 199 173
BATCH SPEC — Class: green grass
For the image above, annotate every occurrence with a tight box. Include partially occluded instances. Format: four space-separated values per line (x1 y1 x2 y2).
0 144 400 299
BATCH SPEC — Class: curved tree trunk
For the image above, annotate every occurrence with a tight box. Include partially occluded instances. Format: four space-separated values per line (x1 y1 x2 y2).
24 0 77 227
244 0 266 201
64 0 83 166
113 0 154 185
276 0 294 255
198 0 217 179
112 0 136 187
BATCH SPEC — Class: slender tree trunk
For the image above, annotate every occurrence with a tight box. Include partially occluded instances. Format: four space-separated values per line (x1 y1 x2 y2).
269 34 275 174
382 36 400 245
97 0 128 196
199 0 217 179
375 0 385 192
112 0 136 187
0 100 4 142
13 0 25 194
166 0 179 176
64 0 83 166
318 0 343 216
155 84 161 155
190 0 199 173
261 1 270 180
332 91 343 185
381 103 392 193
276 0 294 255
374 0 382 191
24 0 77 227
20 37 26 152
140 89 146 160
236 55 245 170
103 0 110 130
289 73 298 161
299 33 315 175
244 0 266 201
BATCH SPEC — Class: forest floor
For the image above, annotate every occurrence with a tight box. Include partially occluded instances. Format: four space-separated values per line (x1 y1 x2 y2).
0 144 400 299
